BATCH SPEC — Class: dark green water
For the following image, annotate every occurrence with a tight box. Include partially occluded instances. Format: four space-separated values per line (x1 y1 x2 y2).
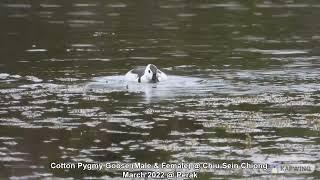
0 0 319 179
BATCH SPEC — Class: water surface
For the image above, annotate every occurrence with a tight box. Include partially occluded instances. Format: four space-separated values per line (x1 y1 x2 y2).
0 0 319 179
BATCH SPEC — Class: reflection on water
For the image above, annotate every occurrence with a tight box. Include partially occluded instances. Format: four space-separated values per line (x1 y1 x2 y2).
0 0 320 179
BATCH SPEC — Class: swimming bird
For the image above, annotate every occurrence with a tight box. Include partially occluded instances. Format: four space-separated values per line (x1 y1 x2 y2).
125 64 168 83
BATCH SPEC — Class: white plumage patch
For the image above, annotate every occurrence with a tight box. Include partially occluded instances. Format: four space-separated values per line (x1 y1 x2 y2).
125 64 168 83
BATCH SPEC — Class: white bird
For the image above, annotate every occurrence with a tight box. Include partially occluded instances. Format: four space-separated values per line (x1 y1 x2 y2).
125 64 168 83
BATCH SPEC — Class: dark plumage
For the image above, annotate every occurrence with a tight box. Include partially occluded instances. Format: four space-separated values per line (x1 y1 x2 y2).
125 64 168 83
131 67 145 78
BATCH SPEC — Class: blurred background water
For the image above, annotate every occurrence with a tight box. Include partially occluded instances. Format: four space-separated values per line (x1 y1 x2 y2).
0 0 319 179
